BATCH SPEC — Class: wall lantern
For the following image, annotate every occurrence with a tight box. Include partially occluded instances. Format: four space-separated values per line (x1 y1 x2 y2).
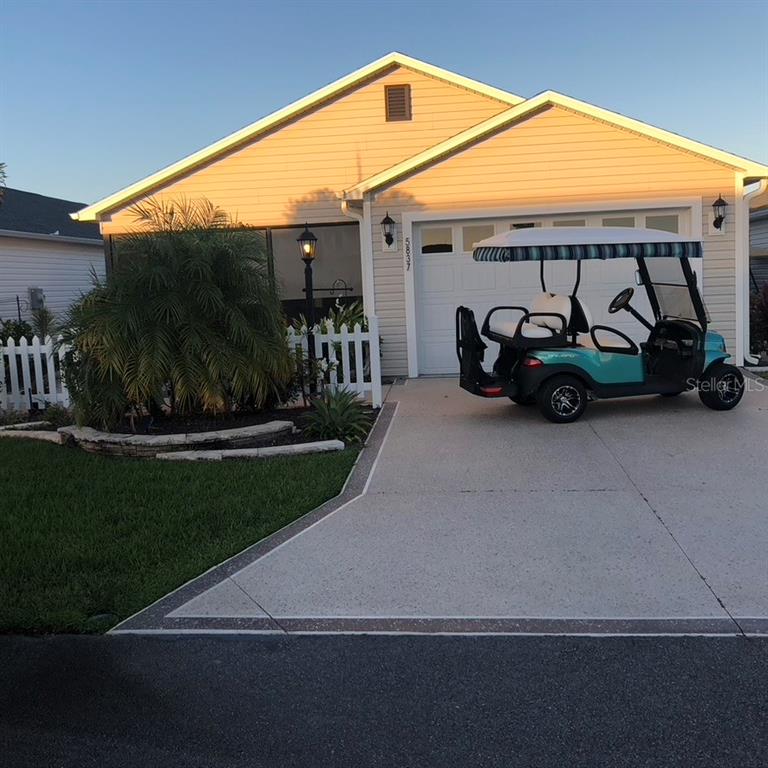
297 223 318 261
381 212 396 247
712 195 727 230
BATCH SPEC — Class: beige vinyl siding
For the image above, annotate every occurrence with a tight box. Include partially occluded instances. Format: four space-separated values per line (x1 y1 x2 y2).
0 236 105 321
371 106 739 375
751 216 768 254
101 67 508 235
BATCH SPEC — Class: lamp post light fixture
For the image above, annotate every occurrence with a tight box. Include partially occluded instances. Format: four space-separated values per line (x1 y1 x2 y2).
297 224 318 370
297 223 318 326
712 194 727 230
381 211 396 248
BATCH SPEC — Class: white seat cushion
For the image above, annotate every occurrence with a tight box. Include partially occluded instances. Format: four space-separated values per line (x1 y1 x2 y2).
529 293 571 330
521 322 554 339
488 318 553 339
579 331 634 350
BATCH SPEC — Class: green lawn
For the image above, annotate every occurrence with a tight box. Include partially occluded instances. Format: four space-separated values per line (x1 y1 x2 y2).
0 438 358 634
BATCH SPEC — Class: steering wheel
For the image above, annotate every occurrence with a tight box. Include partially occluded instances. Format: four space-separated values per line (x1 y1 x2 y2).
609 287 634 314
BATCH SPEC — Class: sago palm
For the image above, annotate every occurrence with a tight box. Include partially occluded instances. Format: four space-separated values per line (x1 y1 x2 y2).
66 197 292 419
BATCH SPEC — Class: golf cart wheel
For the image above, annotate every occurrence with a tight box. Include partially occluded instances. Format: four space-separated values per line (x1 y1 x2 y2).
536 375 588 423
510 394 535 406
699 363 744 411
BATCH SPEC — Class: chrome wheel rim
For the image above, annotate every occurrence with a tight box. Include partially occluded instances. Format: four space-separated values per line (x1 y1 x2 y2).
551 385 581 416
717 373 742 404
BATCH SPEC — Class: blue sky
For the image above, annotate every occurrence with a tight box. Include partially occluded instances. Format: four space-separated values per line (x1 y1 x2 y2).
3 0 767 204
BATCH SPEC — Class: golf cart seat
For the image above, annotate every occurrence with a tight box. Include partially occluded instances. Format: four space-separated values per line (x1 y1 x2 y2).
485 292 571 345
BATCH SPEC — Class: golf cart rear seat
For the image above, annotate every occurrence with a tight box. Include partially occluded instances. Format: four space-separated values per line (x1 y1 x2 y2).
482 292 571 349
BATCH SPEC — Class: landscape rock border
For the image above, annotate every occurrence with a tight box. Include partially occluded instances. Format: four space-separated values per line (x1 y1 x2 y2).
58 421 295 457
155 440 345 462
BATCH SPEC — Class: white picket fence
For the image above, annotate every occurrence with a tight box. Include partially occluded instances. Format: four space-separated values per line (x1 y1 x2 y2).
1 316 383 412
286 314 382 407
1 335 70 411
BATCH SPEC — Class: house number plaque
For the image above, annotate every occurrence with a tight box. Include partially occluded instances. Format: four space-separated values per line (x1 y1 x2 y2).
405 236 412 271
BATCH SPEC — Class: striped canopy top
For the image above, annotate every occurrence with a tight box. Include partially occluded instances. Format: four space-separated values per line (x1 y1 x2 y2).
472 227 702 262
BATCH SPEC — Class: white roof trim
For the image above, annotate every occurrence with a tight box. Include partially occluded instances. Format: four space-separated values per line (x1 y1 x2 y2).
345 90 768 198
0 228 103 246
72 52 523 223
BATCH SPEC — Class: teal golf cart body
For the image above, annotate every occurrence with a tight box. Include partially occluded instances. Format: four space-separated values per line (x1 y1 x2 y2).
455 227 744 422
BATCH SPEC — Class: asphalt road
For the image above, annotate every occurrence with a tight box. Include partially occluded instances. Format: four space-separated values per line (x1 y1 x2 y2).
1 635 766 767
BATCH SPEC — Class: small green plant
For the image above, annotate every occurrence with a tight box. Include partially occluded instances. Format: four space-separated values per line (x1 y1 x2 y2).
41 403 73 428
291 299 367 333
31 307 57 339
304 388 371 443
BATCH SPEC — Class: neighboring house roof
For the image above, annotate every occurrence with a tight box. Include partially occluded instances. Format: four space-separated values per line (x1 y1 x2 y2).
73 52 524 223
344 91 768 198
0 187 101 240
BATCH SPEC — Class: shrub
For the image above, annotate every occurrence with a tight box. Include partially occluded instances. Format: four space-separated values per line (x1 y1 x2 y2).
0 409 28 427
60 198 293 428
0 319 32 342
41 403 73 428
750 285 768 360
60 347 129 430
303 388 371 444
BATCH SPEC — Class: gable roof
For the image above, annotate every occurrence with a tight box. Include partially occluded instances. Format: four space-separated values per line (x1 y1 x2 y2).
0 187 101 240
344 90 768 198
73 52 523 223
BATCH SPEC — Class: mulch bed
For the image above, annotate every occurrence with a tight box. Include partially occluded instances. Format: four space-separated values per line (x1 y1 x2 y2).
112 407 313 436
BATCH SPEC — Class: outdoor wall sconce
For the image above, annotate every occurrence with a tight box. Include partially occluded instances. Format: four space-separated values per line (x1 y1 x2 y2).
381 211 396 248
712 194 727 230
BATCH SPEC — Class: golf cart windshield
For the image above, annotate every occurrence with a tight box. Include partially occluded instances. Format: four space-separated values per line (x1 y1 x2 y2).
642 258 708 325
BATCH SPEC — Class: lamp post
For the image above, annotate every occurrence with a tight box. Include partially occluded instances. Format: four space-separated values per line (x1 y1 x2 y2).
297 224 318 363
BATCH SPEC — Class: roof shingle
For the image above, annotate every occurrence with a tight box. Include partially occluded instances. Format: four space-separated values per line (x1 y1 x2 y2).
0 187 101 240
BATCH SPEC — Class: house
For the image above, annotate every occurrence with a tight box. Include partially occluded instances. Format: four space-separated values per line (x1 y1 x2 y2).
0 188 105 323
72 52 768 373
750 188 768 291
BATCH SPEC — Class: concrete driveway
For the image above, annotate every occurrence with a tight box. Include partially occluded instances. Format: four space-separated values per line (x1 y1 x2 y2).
119 376 768 635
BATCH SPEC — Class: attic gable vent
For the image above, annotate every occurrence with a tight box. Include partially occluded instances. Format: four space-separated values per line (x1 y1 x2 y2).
385 84 411 122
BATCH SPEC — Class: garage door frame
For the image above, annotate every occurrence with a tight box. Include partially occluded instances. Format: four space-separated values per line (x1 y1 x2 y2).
402 197 703 377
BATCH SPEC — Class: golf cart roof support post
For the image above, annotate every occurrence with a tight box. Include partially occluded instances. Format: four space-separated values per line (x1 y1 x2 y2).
636 257 662 322
679 256 708 331
573 260 582 296
539 260 546 292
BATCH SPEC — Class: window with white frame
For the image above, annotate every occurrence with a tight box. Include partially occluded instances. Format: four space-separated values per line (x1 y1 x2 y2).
603 215 636 227
420 226 453 254
462 224 495 252
644 214 679 233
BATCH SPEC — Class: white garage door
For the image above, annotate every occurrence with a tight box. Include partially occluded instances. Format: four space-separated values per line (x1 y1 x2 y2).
414 211 696 375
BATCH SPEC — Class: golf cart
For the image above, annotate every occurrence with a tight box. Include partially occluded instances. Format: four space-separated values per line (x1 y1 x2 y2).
455 227 744 423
